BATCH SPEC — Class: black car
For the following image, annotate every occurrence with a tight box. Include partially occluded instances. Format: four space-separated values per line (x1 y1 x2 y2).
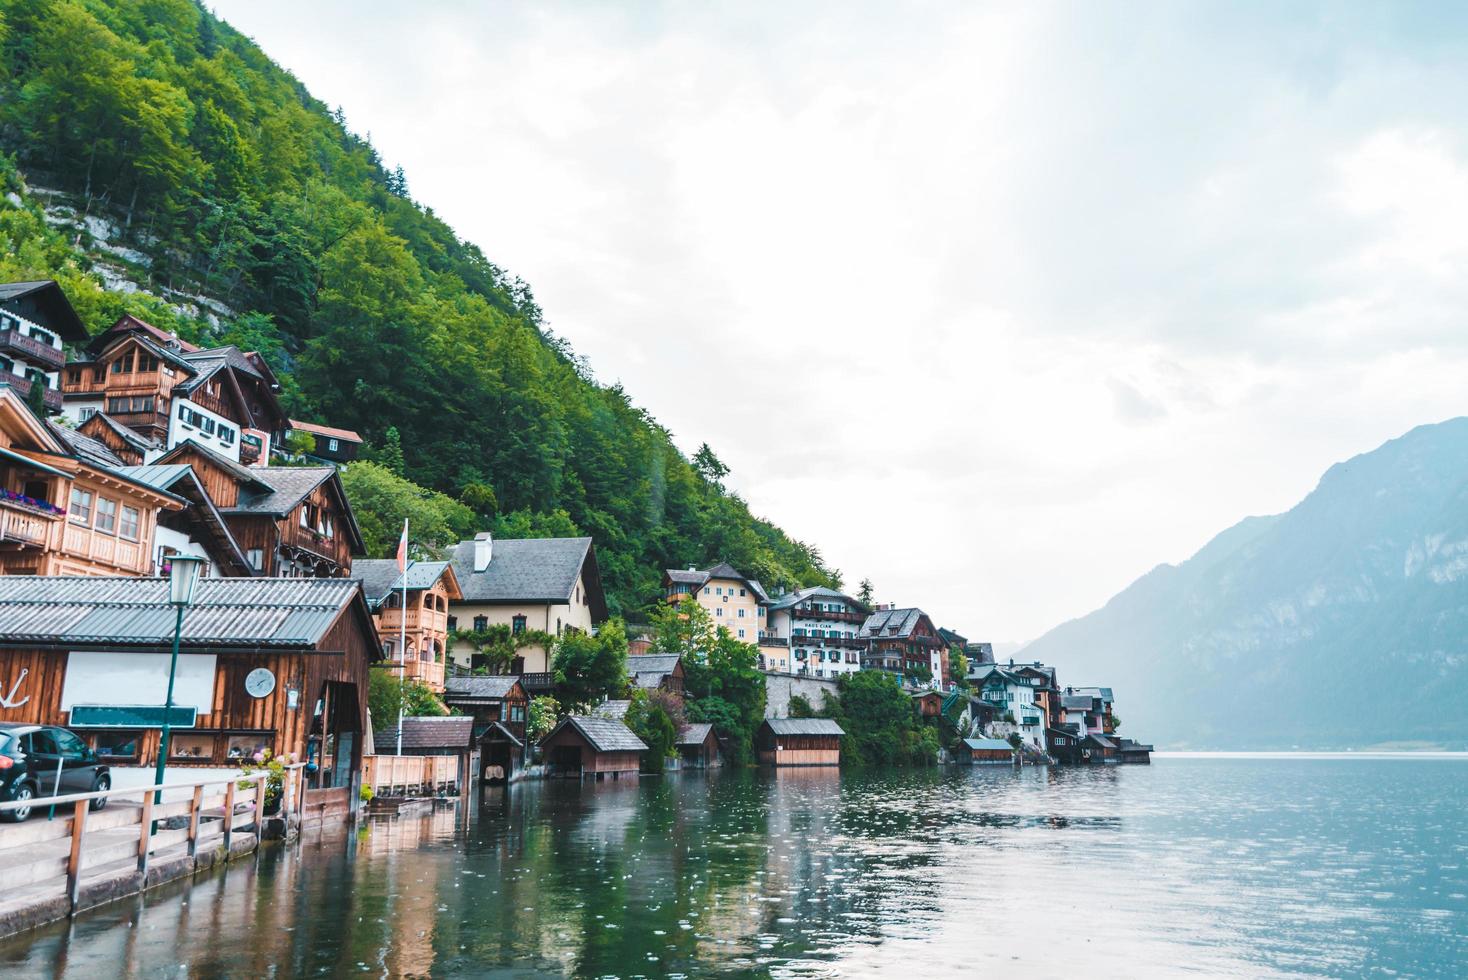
0 723 111 823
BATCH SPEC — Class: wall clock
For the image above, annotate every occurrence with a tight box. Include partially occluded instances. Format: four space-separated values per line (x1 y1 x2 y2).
245 667 276 699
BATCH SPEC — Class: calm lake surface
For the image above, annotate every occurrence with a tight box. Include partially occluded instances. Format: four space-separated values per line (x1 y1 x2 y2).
2 755 1465 978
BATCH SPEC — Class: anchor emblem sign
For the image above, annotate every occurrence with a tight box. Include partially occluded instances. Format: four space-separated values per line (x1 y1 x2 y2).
0 668 29 709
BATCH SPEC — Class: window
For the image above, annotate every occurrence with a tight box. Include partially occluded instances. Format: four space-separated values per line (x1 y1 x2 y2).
116 504 140 540
226 735 270 761
110 353 133 374
510 704 526 723
69 488 92 524
737 608 746 618
715 607 723 617
473 615 488 631
92 731 142 760
79 407 97 421
447 615 457 631
327 438 339 452
54 729 88 759
172 734 215 760
739 588 746 597
737 629 746 638
246 548 264 571
95 497 117 533
218 425 235 446
556 617 562 635
715 586 722 596
136 353 158 372
512 615 526 635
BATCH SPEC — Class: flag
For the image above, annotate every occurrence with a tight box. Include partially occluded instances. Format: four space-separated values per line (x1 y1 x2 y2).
395 519 408 572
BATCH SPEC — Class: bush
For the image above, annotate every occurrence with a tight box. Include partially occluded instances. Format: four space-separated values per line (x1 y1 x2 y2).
626 689 679 772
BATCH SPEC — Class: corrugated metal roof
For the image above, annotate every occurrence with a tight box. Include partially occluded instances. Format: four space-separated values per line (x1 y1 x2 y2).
0 576 361 647
763 718 845 736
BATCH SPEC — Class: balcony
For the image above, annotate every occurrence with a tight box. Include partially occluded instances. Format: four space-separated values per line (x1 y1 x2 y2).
796 607 866 624
757 633 789 647
791 633 866 649
2 373 62 412
520 672 555 692
240 433 264 465
371 657 446 692
0 328 64 370
0 503 54 547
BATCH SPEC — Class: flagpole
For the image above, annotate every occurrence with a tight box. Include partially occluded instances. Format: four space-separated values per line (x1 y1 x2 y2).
396 519 408 757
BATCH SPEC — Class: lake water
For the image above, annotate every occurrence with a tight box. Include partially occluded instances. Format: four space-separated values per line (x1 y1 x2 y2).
2 755 1465 978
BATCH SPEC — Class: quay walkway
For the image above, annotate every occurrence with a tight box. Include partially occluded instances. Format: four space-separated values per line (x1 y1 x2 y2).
0 764 310 939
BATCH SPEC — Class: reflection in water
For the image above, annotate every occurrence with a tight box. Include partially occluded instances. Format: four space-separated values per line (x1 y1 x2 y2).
1 757 1465 978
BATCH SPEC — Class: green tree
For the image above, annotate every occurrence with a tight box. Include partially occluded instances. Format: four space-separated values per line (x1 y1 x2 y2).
552 618 629 712
625 688 678 772
526 695 560 743
822 671 939 768
367 671 447 734
857 578 875 606
339 461 477 557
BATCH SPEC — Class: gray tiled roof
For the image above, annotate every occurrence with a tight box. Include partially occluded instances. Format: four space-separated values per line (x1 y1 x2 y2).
450 537 594 605
1070 686 1114 703
0 576 365 647
1062 695 1096 711
677 723 714 746
155 438 269 489
374 715 476 750
662 562 771 603
353 559 451 605
763 718 845 736
89 412 160 454
48 421 125 469
626 654 681 676
766 586 869 613
0 280 86 340
593 699 630 721
228 466 334 515
859 607 925 639
444 675 523 700
547 716 648 753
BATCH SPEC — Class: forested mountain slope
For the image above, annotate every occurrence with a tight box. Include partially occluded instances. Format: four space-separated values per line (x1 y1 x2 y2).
0 0 839 616
1022 419 1468 750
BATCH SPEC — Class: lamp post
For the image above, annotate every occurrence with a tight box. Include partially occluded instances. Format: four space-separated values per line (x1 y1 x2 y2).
154 555 205 805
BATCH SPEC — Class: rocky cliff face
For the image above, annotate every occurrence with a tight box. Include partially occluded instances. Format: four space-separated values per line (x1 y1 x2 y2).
1022 418 1468 750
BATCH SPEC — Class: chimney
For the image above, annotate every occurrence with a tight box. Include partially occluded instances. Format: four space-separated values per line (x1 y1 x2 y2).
473 532 493 572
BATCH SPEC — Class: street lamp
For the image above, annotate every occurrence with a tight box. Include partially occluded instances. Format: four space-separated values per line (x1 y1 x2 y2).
154 555 205 803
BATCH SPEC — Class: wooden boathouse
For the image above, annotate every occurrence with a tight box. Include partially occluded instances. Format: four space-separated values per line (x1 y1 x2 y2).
539 716 646 780
756 718 844 767
675 722 720 769
959 737 1017 764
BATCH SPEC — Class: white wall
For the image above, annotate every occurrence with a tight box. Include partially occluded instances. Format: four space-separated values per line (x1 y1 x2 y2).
168 396 242 461
153 525 215 577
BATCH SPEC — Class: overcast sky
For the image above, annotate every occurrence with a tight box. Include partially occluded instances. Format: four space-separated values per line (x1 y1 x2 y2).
215 1 1468 642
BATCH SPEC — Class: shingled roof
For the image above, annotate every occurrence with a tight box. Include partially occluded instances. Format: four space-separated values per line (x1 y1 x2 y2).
374 715 476 751
449 536 606 619
661 562 771 603
353 560 454 607
761 718 845 736
444 675 524 701
544 715 648 753
0 280 87 340
859 607 927 639
676 722 714 747
0 576 372 648
766 586 870 613
222 465 365 553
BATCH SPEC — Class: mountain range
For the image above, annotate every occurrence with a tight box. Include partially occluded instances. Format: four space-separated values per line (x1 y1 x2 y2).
1021 418 1468 750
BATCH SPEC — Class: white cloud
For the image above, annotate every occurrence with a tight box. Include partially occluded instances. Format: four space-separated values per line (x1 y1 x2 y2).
215 0 1468 639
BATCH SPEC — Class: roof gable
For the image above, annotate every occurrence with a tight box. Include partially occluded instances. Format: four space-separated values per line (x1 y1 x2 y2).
544 715 648 752
0 280 87 341
450 537 604 617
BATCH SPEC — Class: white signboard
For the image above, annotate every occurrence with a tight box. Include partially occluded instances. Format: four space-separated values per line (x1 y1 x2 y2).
61 651 218 716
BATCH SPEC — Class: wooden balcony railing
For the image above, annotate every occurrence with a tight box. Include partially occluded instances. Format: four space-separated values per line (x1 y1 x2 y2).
520 672 555 691
2 373 62 411
794 607 866 624
371 657 445 691
0 503 53 546
0 328 64 369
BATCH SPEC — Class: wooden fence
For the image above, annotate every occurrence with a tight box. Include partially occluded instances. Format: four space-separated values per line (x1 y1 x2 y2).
0 764 308 921
361 754 462 798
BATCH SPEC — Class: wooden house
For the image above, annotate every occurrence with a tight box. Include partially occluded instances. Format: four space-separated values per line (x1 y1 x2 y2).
676 722 720 769
625 653 685 694
0 385 185 577
355 559 462 691
111 462 256 577
0 280 89 414
369 716 477 795
61 315 288 465
959 737 1016 765
539 716 647 780
859 606 946 689
0 575 379 817
442 675 530 782
756 718 844 767
909 689 945 718
284 419 362 465
77 410 160 465
1116 738 1153 764
153 440 363 577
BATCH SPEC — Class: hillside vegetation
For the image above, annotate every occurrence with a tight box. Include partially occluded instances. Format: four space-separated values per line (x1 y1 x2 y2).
0 0 839 616
1021 418 1468 750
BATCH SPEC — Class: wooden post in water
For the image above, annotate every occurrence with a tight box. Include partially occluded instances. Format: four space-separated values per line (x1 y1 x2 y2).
66 799 88 914
222 780 236 854
187 784 203 858
137 792 154 876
